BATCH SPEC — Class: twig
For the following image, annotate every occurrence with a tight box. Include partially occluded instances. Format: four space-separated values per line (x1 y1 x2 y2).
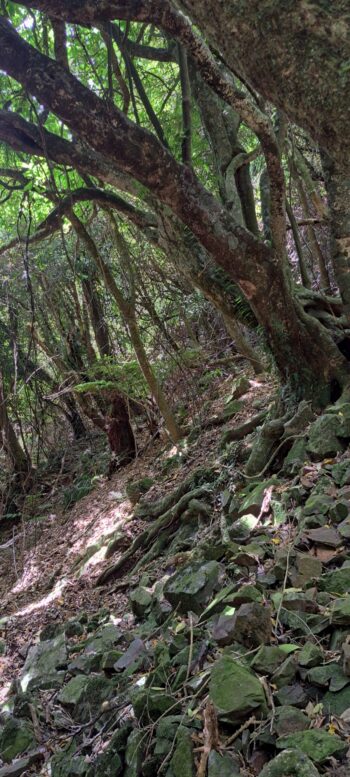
223 715 256 747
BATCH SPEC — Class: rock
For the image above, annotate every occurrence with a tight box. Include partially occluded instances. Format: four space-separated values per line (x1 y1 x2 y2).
129 587 153 619
125 729 145 777
331 597 350 625
126 477 154 505
295 554 322 584
303 495 333 516
101 650 123 669
20 634 67 691
298 642 323 668
207 750 241 777
259 749 320 777
306 662 349 691
58 675 114 722
304 527 341 547
320 566 350 594
274 706 309 736
84 623 121 653
272 655 298 689
338 518 350 538
342 639 350 676
0 718 35 763
329 500 350 523
209 655 266 720
51 751 90 776
87 726 131 777
251 645 297 675
275 683 308 707
114 638 148 671
214 602 271 649
306 415 344 459
331 461 350 486
170 726 194 777
58 675 89 706
0 752 42 777
283 438 308 473
65 620 85 638
132 689 178 723
68 652 102 674
164 561 222 614
276 729 347 763
230 376 250 400
238 479 277 518
323 684 350 714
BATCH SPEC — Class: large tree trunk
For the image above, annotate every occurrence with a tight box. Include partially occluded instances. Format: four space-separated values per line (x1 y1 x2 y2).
322 152 350 314
0 14 349 404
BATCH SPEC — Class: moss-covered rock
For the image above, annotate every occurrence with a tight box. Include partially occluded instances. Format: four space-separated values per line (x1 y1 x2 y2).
209 655 266 720
0 717 35 762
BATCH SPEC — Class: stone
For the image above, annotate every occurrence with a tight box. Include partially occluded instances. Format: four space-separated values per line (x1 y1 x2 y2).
209 655 266 721
303 495 333 516
271 655 298 689
306 415 344 459
306 662 349 691
329 500 350 523
101 650 123 669
65 620 85 638
114 638 148 671
251 645 297 675
338 518 350 538
295 554 322 583
274 706 309 736
298 642 324 668
68 652 102 674
230 376 250 400
207 750 241 777
238 479 277 518
58 675 89 706
320 566 350 594
0 718 35 763
214 602 271 649
58 675 113 723
129 587 153 619
170 726 194 777
305 527 341 547
331 597 350 625
276 729 347 763
323 684 350 714
20 634 67 692
132 689 178 722
125 729 145 777
164 561 222 614
51 752 90 776
0 753 42 777
283 438 308 473
275 683 308 707
84 623 121 653
259 749 320 777
126 477 154 504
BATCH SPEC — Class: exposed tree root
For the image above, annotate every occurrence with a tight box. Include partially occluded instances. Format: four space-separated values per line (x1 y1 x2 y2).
244 400 314 476
133 466 215 520
220 410 267 447
96 484 212 585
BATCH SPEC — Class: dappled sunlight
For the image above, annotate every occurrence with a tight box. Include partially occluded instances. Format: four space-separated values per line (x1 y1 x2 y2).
11 558 41 596
66 495 131 562
8 577 68 619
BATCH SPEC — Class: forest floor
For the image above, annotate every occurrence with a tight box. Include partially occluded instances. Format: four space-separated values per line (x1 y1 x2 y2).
1 365 350 776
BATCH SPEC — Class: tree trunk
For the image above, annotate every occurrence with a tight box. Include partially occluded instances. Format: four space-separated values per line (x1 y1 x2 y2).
322 152 350 314
0 373 32 476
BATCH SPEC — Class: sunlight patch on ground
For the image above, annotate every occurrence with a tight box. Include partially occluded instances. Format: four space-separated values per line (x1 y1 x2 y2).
8 577 68 619
11 558 40 595
66 497 131 560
